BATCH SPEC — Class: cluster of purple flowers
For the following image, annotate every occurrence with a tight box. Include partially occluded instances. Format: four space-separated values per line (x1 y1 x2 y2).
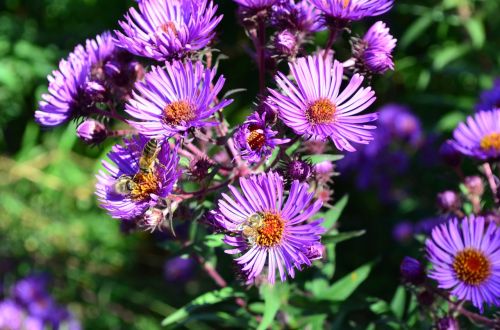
0 276 80 330
399 81 500 321
35 0 396 285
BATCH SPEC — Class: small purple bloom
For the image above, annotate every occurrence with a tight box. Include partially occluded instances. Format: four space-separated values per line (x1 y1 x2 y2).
271 1 325 33
233 0 279 9
436 191 461 213
314 160 335 184
213 171 325 283
310 0 393 22
414 216 448 235
475 78 500 111
35 44 91 127
0 300 25 330
96 136 180 220
12 276 48 307
426 216 500 312
23 316 45 330
452 109 500 160
280 157 314 183
353 21 396 74
464 175 484 197
274 30 298 56
126 61 232 139
377 104 422 146
234 111 288 164
163 256 197 283
76 119 108 145
268 53 377 152
400 256 425 285
115 0 222 61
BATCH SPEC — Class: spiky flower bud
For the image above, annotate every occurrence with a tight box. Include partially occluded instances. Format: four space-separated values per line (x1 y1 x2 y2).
76 119 107 145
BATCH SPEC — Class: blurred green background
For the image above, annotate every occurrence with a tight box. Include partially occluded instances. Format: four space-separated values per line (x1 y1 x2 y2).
0 0 499 328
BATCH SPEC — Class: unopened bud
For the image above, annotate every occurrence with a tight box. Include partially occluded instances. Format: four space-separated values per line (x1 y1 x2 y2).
274 30 298 57
400 257 425 285
76 119 107 145
464 176 484 197
436 191 461 212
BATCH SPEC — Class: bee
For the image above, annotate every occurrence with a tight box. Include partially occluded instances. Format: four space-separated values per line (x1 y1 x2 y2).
239 213 264 245
113 175 137 195
138 138 161 174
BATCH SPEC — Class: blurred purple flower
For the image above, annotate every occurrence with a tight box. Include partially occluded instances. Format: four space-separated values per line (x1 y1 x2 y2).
213 171 325 283
414 216 448 235
475 78 500 111
115 0 222 61
268 53 377 152
271 0 325 33
452 109 500 160
392 221 414 243
126 61 232 139
426 216 500 312
163 256 197 283
234 111 288 164
0 300 24 330
96 136 180 220
400 257 425 285
439 140 462 167
233 0 279 9
12 276 49 307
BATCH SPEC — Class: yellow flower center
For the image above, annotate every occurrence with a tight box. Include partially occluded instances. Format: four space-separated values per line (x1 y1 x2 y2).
130 172 160 201
164 100 196 125
480 132 500 151
256 212 285 247
452 248 491 286
306 98 336 124
247 125 266 151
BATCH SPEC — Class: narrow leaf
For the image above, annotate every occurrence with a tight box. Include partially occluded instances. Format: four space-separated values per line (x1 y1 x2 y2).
321 230 366 245
320 195 349 230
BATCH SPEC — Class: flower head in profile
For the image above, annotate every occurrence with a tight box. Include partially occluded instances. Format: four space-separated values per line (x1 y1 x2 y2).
310 0 393 23
96 136 180 220
234 111 289 164
115 0 222 61
426 216 500 312
233 0 279 9
353 21 396 74
268 53 377 152
35 45 91 127
126 61 232 139
476 78 500 111
452 109 500 160
212 171 325 283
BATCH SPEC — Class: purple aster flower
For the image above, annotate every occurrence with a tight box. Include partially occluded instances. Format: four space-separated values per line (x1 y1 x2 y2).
0 300 25 330
96 136 180 220
234 111 289 164
234 0 279 9
126 61 232 139
268 53 377 152
271 0 325 33
353 21 396 74
213 171 325 283
76 119 108 145
27 295 56 321
163 256 197 283
476 78 500 111
452 109 500 160
115 0 222 61
35 45 91 127
279 156 314 183
426 216 500 312
310 0 393 22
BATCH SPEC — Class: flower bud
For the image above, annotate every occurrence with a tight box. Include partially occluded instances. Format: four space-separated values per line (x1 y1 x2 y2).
464 176 484 197
314 160 335 184
163 256 196 283
400 257 425 285
76 120 107 145
439 140 461 167
274 30 298 57
305 243 325 261
436 317 460 330
188 157 213 182
436 191 461 212
281 157 313 183
141 208 165 232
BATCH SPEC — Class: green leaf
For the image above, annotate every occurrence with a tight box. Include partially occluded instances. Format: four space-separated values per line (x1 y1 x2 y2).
319 195 349 230
204 234 225 248
321 230 366 245
307 154 344 164
431 44 470 70
400 15 434 49
258 284 284 330
465 18 485 48
314 262 374 301
436 111 466 132
161 287 243 327
390 286 406 320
